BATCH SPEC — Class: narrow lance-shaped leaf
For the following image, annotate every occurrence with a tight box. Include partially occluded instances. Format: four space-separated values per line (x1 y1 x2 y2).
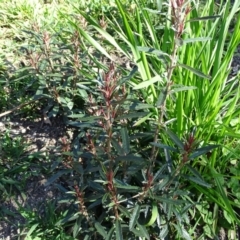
133 75 163 90
183 175 211 188
150 142 179 153
185 164 205 180
189 144 219 159
69 21 112 60
153 164 167 182
106 226 115 240
133 112 152 127
165 148 172 173
170 85 197 93
44 170 71 186
178 63 211 79
187 15 221 22
154 196 185 205
143 8 161 14
116 112 148 120
129 204 140 230
94 222 106 237
156 87 168 107
136 223 150 240
183 37 212 44
137 46 170 58
120 127 130 154
156 0 162 11
118 66 138 86
115 219 123 240
165 129 184 150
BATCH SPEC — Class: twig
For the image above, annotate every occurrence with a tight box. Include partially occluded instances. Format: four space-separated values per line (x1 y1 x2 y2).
0 98 44 118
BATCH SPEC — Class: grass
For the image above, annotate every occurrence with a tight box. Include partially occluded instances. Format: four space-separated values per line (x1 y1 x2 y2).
0 0 240 239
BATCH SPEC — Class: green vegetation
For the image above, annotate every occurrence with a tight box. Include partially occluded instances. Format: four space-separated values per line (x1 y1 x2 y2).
0 0 240 239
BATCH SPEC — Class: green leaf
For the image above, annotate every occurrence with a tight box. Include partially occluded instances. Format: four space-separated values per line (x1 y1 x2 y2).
211 167 239 224
154 196 185 205
144 202 158 227
120 127 130 155
129 204 140 230
118 205 131 218
189 145 219 159
153 164 167 182
170 85 197 93
44 170 71 186
183 175 211 188
185 165 205 180
114 179 140 191
112 139 125 156
172 223 192 240
150 142 179 153
71 22 112 60
188 15 221 22
128 103 154 111
115 155 145 162
133 75 163 90
116 112 148 120
143 8 161 14
132 113 152 126
178 63 211 79
183 37 212 44
156 0 163 11
94 222 107 237
136 223 150 239
137 46 170 58
25 223 39 238
165 129 184 150
106 226 115 240
115 219 123 240
156 87 168 107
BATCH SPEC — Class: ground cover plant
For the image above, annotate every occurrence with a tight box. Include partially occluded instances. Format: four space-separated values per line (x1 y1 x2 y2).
0 0 240 239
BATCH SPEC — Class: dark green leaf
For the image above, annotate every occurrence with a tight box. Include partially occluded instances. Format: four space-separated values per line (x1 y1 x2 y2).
153 164 167 182
183 175 211 188
150 142 178 152
112 139 125 156
189 144 219 159
178 63 211 79
116 112 148 120
137 46 170 58
154 196 185 205
136 223 150 240
115 219 123 240
120 127 130 154
116 155 145 162
94 222 107 237
129 204 140 230
185 165 205 180
106 226 115 240
156 87 168 107
128 103 154 110
118 66 138 86
45 170 71 186
165 129 184 150
118 205 131 218
114 179 140 191
188 15 221 22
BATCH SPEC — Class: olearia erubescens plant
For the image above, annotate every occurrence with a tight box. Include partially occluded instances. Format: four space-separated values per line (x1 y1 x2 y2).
41 1 240 239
